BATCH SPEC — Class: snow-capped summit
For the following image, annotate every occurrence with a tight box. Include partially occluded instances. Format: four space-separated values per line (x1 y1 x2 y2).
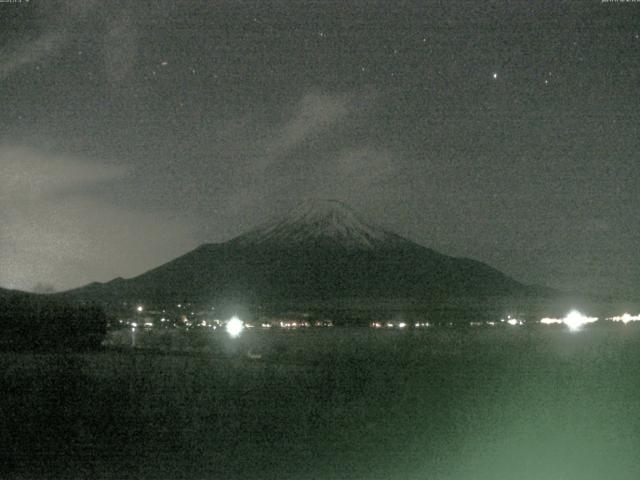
234 199 404 249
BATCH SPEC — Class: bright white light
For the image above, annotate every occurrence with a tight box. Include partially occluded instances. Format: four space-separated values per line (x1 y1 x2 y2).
130 322 138 328
398 322 407 328
226 316 244 337
506 318 520 326
609 313 640 324
563 310 598 331
136 305 143 312
540 317 563 325
540 312 597 330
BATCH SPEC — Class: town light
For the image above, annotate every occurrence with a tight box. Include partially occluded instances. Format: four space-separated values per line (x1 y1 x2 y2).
226 316 244 338
540 317 563 325
563 310 598 331
609 313 640 324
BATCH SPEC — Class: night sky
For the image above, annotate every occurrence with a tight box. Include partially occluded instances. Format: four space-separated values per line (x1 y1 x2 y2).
1 0 638 297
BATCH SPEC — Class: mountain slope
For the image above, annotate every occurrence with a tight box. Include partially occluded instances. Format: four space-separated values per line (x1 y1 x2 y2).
63 200 542 307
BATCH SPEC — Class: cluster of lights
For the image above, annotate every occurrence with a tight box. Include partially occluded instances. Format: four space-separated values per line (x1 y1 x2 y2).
315 320 333 327
502 315 524 326
273 320 333 329
126 303 639 337
279 320 311 328
608 313 640 324
540 310 598 331
540 317 563 325
370 321 430 329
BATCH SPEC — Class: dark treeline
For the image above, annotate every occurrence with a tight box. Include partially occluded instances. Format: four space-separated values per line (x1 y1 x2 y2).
0 292 107 351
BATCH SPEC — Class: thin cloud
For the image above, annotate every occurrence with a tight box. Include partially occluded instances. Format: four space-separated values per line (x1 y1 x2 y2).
0 146 196 292
209 92 357 223
0 146 126 199
267 92 352 155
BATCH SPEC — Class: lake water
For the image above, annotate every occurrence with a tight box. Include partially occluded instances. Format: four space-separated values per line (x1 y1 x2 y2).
2 325 640 479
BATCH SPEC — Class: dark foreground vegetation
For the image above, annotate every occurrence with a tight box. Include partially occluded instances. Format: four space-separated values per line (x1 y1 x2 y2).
1 327 640 480
0 292 107 351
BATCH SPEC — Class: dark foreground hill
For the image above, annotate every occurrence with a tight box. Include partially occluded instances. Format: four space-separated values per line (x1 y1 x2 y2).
62 200 554 310
0 288 107 351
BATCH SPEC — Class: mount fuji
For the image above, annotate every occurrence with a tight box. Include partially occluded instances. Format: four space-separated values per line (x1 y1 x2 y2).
63 200 549 309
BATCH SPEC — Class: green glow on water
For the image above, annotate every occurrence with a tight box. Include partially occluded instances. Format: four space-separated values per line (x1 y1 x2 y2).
2 327 640 479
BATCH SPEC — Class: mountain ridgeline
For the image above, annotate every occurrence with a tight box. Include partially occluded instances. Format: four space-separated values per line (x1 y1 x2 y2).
64 200 550 308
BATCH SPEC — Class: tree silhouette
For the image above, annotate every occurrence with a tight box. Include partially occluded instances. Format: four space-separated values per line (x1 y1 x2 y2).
0 293 107 351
